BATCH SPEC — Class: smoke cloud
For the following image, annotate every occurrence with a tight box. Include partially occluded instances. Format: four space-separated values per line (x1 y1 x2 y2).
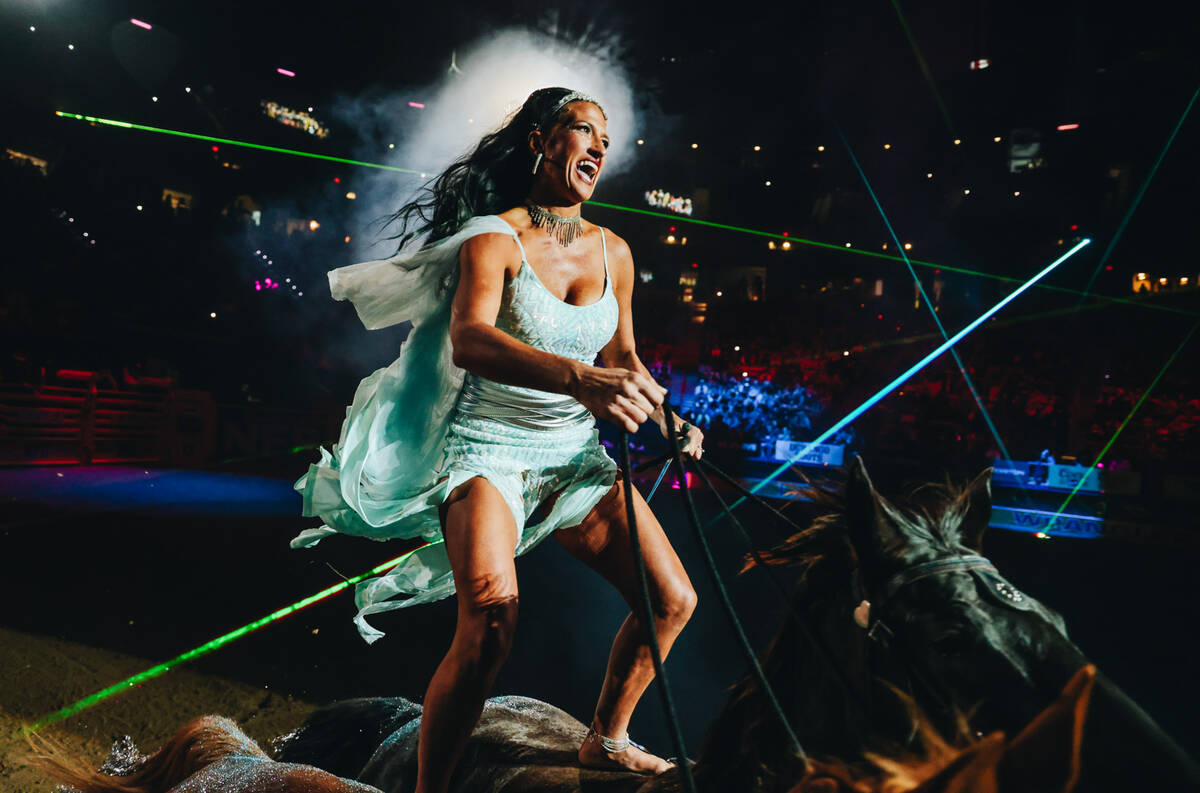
329 26 643 261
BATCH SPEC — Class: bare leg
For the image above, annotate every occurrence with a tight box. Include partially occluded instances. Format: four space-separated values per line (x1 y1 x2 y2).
414 477 520 793
554 479 698 774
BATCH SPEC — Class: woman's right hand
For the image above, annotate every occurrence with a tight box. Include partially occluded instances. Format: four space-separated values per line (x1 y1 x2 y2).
569 365 667 433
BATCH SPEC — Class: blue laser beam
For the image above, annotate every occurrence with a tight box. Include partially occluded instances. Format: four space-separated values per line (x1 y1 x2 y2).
836 125 1014 464
708 238 1092 519
1077 81 1199 304
647 459 672 503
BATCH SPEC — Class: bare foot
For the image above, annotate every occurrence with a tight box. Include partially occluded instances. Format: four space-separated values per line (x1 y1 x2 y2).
578 724 675 775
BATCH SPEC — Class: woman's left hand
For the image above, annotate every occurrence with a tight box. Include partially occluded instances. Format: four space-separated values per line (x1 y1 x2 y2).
661 416 704 459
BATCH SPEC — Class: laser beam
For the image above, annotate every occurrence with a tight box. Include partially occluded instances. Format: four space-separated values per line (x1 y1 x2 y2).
714 238 1091 516
1044 319 1199 534
53 111 420 173
23 544 436 731
54 110 1187 316
585 201 1191 317
837 125 1013 463
1077 81 1200 304
889 0 957 138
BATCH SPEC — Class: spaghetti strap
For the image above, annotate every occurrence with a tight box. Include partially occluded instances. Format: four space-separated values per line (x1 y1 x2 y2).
508 225 529 264
600 228 609 284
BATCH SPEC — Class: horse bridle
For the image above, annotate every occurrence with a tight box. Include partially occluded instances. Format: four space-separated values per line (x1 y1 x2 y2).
867 554 998 643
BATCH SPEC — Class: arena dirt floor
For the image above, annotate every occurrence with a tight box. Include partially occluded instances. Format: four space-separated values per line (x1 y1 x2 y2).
0 627 314 791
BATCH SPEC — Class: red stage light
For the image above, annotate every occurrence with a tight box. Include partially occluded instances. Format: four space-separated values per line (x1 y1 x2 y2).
334 177 341 183
211 145 219 152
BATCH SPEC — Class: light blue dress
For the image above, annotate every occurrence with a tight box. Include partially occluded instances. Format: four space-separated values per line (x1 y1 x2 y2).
293 215 620 643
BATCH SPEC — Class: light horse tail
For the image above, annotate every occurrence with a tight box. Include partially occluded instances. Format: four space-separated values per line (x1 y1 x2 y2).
25 715 267 793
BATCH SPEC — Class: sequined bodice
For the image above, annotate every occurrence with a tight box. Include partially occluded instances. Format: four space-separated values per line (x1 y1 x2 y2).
454 222 619 431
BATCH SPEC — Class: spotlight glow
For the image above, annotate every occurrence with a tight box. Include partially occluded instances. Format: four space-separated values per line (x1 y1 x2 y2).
130 18 152 30
277 67 296 77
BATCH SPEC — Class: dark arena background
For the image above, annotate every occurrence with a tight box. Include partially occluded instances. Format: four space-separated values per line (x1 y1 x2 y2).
2 1 1198 791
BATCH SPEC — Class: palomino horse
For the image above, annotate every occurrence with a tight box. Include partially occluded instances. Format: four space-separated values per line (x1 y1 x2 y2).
27 666 1098 793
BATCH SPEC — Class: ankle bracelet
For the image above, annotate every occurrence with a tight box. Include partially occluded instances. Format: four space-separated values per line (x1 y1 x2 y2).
586 725 645 753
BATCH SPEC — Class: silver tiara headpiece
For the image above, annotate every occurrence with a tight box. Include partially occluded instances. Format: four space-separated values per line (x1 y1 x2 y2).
538 91 607 130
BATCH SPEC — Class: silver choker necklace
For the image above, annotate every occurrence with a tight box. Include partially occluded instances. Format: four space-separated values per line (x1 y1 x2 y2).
526 203 582 247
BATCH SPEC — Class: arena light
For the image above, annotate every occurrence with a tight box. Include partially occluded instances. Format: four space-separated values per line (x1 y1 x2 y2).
839 119 1017 467
53 111 1196 318
277 67 296 77
720 239 1092 510
408 101 426 109
24 546 433 731
130 18 152 30
1056 123 1079 131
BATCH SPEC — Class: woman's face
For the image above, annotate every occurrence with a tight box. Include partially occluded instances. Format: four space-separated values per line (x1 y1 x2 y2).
531 101 609 204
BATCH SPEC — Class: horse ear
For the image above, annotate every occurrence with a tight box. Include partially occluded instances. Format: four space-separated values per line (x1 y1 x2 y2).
844 456 905 574
958 467 993 552
995 665 1095 793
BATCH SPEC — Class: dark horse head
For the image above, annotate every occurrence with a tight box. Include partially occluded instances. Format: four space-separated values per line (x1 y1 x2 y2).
694 457 1198 792
843 458 1077 739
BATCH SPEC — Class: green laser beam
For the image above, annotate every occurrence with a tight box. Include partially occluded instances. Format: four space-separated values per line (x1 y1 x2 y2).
889 0 957 137
53 111 422 174
23 543 438 732
1044 320 1199 533
1077 82 1200 304
837 125 1013 462
53 110 1193 317
583 202 1196 317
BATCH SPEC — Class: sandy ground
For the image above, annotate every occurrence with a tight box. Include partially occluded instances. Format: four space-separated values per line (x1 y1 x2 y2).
0 626 314 793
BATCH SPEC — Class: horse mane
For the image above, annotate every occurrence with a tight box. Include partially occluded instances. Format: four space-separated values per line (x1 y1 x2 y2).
743 476 981 578
658 475 984 793
24 715 267 793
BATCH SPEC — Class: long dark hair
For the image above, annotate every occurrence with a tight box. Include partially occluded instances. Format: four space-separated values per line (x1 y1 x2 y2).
378 86 600 254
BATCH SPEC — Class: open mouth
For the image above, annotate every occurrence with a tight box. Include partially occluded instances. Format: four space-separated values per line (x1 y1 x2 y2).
575 160 598 185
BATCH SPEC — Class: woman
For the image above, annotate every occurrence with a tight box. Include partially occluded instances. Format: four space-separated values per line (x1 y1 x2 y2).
294 87 704 792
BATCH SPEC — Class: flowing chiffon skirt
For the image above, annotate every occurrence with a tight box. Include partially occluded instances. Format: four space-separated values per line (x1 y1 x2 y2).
292 215 617 643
